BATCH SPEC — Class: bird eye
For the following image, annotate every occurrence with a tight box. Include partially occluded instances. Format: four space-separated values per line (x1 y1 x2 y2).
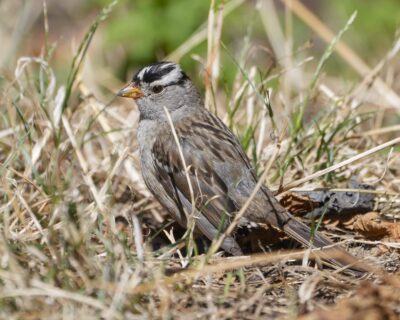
152 85 164 94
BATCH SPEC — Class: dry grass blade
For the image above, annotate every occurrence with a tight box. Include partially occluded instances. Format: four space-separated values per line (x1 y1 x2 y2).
280 136 400 192
204 1 224 112
100 247 372 296
281 0 400 110
79 83 147 194
349 124 400 137
166 0 244 62
61 0 118 114
0 286 107 311
1 1 399 318
62 115 105 215
163 106 197 262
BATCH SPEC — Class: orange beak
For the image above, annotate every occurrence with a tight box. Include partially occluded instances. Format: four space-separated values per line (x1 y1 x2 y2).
117 82 144 99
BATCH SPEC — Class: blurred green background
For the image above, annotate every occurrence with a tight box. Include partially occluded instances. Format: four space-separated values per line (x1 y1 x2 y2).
0 0 399 86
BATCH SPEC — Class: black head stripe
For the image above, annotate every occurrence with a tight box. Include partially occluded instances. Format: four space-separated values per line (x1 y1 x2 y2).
132 62 172 82
179 71 189 83
142 65 175 83
132 61 188 86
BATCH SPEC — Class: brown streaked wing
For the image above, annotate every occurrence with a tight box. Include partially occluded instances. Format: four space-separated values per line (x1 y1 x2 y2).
151 111 246 230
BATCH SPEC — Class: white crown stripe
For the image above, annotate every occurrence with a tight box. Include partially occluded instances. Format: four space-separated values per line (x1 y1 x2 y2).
151 67 182 86
160 62 176 70
135 62 183 85
137 66 152 80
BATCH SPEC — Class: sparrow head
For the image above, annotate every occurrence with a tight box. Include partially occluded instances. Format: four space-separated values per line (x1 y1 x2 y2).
117 62 200 120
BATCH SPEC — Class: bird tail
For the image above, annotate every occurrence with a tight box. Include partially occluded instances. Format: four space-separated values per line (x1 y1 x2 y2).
283 217 367 275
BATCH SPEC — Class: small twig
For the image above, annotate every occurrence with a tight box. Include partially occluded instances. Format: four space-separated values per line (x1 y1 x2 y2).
131 213 144 262
161 229 186 266
356 124 400 137
288 188 400 197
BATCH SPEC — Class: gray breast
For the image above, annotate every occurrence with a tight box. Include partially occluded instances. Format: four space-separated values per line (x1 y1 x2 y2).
137 120 160 183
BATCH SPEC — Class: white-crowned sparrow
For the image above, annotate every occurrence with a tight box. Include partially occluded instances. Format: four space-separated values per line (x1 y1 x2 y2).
117 61 364 273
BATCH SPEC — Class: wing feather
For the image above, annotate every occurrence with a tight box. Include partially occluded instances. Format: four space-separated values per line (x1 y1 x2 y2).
151 111 244 231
